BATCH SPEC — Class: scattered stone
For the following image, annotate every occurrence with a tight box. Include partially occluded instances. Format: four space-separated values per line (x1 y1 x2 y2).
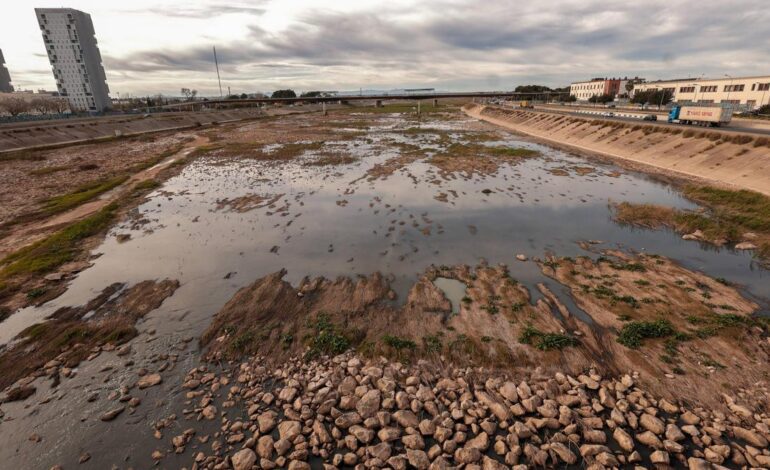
231 449 257 470
137 373 162 389
100 406 125 421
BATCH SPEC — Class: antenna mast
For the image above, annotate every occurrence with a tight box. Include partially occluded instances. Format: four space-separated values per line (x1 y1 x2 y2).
213 46 223 98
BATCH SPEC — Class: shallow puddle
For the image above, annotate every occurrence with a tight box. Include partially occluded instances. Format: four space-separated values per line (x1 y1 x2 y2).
433 277 467 314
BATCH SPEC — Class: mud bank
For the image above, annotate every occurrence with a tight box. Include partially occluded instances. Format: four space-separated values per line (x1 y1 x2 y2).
465 104 770 196
202 257 768 409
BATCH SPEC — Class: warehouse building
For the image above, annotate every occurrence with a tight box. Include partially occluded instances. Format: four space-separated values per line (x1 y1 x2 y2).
35 8 111 112
569 77 642 101
633 75 770 110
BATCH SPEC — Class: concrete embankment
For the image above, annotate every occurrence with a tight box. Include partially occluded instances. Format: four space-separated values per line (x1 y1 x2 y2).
0 108 263 153
466 104 770 196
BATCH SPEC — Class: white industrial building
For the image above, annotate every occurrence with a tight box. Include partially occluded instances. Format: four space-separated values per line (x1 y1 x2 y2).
0 49 13 93
634 75 770 110
34 8 111 112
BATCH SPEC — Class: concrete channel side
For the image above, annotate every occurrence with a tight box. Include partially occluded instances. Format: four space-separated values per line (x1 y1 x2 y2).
0 109 264 153
466 104 770 197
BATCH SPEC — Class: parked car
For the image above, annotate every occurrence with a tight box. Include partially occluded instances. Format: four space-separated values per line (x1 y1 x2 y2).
606 104 616 109
643 114 657 121
601 111 615 117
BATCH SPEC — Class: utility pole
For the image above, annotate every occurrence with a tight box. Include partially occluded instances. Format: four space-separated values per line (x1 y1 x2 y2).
213 46 223 99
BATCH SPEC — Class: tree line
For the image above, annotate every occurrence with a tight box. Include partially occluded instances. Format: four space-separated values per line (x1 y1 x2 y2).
0 95 70 117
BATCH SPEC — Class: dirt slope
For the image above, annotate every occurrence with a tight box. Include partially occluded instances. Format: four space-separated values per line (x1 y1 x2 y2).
466 104 770 196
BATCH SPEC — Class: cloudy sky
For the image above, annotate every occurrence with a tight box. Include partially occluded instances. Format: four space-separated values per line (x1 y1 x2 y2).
2 0 769 97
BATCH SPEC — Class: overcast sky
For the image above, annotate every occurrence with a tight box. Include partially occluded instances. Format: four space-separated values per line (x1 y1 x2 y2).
2 0 769 97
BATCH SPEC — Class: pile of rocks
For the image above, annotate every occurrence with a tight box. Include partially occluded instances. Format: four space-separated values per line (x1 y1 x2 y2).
167 353 770 469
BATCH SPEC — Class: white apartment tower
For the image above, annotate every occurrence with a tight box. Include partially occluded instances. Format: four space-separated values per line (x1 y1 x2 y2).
35 8 110 112
0 49 13 93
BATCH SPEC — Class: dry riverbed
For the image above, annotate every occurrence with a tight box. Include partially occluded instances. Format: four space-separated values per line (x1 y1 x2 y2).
0 103 769 469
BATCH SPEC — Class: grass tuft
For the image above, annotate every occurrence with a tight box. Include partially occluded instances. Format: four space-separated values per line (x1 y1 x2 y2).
41 175 128 216
519 324 578 350
1 202 118 278
617 319 675 348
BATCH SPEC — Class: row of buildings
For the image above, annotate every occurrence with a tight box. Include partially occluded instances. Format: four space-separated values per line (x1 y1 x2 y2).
569 76 770 110
2 8 111 113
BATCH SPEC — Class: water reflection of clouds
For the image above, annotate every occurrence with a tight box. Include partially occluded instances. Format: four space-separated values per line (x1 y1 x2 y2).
2 115 767 345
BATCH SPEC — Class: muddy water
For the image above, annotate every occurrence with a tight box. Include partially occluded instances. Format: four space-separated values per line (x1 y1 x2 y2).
1 112 769 469
433 277 467 314
19 114 760 331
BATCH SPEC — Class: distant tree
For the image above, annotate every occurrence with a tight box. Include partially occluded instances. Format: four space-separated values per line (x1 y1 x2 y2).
300 91 323 98
588 94 614 104
30 97 54 115
756 104 770 115
631 89 673 107
226 94 240 100
565 95 577 102
240 93 248 99
514 85 552 93
0 96 31 116
272 89 297 99
181 88 198 101
49 97 70 114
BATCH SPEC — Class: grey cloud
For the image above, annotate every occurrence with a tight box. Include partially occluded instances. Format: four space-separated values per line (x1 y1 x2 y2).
125 5 266 18
103 0 770 94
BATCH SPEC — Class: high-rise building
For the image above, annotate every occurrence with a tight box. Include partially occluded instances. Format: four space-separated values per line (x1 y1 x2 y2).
35 8 110 112
0 49 13 93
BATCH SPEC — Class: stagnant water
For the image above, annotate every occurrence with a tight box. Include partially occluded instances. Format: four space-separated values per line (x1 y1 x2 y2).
3 114 767 346
0 113 768 468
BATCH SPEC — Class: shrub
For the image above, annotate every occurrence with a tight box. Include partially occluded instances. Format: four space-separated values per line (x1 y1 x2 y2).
382 334 416 350
617 319 675 348
305 313 351 358
519 324 578 351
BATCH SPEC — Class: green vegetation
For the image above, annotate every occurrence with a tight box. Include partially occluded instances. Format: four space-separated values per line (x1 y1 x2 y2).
614 186 770 262
26 287 46 299
489 147 540 158
617 319 675 348
685 311 761 339
382 334 417 351
132 179 162 193
305 313 351 358
422 334 442 353
41 175 128 216
519 324 578 351
231 331 255 352
303 154 358 167
1 202 119 279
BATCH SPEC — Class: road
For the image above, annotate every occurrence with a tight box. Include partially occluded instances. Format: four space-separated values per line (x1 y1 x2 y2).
531 104 770 136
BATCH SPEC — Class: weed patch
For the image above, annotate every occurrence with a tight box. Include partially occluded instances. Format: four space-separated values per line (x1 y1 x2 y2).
519 324 578 351
617 319 675 348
